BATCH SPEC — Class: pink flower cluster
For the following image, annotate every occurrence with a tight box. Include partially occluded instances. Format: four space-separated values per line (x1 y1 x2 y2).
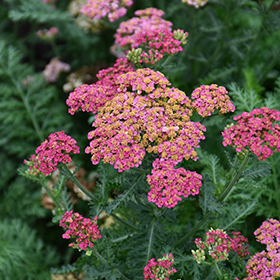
244 219 280 280
182 0 208 8
114 8 172 49
143 253 177 280
222 107 280 161
128 29 188 65
36 27 59 40
83 68 205 207
66 58 134 115
43 57 71 83
192 228 249 264
80 0 133 22
191 84 235 117
147 158 202 208
24 131 80 176
59 210 101 252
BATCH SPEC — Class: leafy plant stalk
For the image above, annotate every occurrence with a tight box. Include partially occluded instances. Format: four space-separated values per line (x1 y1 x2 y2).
173 153 250 248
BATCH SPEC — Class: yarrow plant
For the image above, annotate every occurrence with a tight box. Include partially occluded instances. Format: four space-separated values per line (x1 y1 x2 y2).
43 57 71 83
59 210 101 255
126 29 188 65
182 0 208 8
191 84 235 117
17 1 280 279
222 107 280 161
36 27 59 40
80 0 133 22
237 219 280 280
143 253 177 280
192 228 249 264
24 131 80 176
114 8 172 49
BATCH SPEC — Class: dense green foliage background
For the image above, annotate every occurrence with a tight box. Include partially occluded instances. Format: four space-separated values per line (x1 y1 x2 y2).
1 0 280 279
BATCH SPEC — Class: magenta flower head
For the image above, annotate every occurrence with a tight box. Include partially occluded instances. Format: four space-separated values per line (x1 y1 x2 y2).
244 219 280 279
222 107 280 161
191 84 235 117
114 7 172 50
143 253 177 280
59 210 101 255
80 0 133 22
24 131 80 176
126 29 189 65
192 229 250 264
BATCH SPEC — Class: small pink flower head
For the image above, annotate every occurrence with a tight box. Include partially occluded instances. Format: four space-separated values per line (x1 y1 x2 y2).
66 58 134 115
114 7 172 50
182 0 208 8
230 231 250 259
222 107 280 161
143 253 176 280
80 0 132 22
193 228 249 264
126 29 188 65
191 84 235 117
60 210 101 253
43 57 70 83
25 131 80 176
147 158 202 208
36 27 59 40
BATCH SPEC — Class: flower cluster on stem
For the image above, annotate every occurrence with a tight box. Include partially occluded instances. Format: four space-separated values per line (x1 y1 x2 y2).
59 210 101 254
222 107 280 161
243 219 280 280
192 228 249 264
24 131 80 176
191 84 235 117
114 8 172 49
143 253 177 280
182 0 208 8
80 0 133 22
126 29 188 65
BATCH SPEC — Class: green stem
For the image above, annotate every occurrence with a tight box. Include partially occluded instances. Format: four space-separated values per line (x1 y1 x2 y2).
270 155 280 218
173 153 250 248
42 180 62 213
213 262 224 280
91 247 130 280
111 213 137 231
131 167 150 174
146 218 156 263
60 165 98 203
159 55 174 70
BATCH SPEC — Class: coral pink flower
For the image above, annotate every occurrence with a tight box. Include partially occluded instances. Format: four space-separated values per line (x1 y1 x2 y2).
143 253 177 280
60 210 101 252
222 107 280 160
24 131 80 176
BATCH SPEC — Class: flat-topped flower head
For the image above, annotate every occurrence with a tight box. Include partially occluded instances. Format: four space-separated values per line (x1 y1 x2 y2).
191 84 235 117
114 8 172 49
182 0 208 8
144 253 177 280
80 0 133 22
60 210 101 254
126 29 189 65
147 158 202 208
24 131 80 176
193 229 250 264
85 69 205 173
43 57 70 83
222 107 280 161
66 58 134 115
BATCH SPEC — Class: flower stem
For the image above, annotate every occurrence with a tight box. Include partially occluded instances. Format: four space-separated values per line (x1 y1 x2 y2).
42 180 62 213
146 218 156 263
60 165 98 203
173 153 250 248
213 262 224 280
111 213 137 231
